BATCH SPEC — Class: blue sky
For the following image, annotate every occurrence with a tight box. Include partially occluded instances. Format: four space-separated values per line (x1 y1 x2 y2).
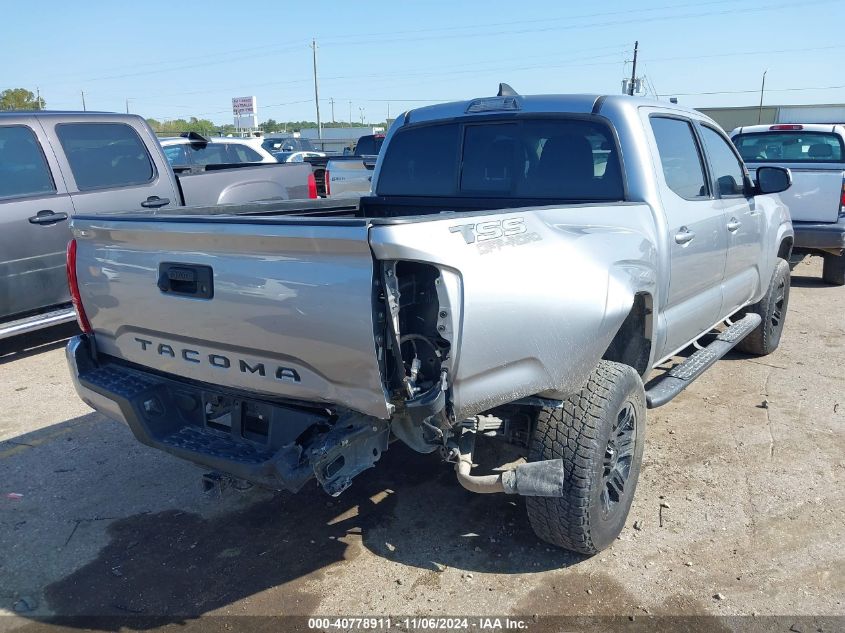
5 0 842 124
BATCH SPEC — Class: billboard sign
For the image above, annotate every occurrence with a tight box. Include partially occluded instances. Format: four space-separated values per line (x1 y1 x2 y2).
232 96 256 116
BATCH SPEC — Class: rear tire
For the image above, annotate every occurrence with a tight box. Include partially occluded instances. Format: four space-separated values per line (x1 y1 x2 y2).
525 360 645 555
822 253 845 286
735 258 790 356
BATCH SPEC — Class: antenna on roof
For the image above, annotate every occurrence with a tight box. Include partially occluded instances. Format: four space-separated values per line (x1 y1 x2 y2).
497 83 518 97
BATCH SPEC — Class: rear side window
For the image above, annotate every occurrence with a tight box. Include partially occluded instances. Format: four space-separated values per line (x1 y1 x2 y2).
229 144 263 163
733 131 844 163
650 117 708 199
0 126 55 199
377 124 461 196
377 117 624 200
56 123 154 190
699 125 746 196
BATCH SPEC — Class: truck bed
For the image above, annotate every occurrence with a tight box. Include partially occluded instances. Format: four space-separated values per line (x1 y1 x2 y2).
71 196 648 423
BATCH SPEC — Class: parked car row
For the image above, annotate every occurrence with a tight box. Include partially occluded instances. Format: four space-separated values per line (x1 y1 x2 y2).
0 113 317 340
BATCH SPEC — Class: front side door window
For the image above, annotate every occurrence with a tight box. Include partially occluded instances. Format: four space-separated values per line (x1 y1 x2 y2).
699 124 760 315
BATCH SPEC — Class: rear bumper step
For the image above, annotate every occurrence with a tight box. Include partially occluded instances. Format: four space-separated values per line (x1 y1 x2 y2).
645 313 762 408
0 306 76 340
66 335 388 495
792 219 845 252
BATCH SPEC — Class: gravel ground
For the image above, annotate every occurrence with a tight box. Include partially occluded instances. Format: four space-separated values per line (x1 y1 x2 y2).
0 257 842 632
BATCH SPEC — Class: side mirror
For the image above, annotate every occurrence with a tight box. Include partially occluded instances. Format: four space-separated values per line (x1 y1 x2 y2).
756 166 792 195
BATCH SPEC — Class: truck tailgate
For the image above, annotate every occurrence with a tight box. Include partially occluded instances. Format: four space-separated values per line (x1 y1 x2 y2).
72 216 390 418
749 163 844 223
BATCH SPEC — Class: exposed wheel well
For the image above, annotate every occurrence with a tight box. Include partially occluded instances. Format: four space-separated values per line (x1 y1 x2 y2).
602 293 652 377
778 237 793 261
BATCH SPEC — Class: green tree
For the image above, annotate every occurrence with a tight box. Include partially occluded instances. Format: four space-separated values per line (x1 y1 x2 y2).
146 117 219 136
261 118 284 133
0 88 45 111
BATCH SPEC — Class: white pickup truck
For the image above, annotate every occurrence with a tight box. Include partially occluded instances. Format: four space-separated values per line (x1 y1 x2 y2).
732 124 845 284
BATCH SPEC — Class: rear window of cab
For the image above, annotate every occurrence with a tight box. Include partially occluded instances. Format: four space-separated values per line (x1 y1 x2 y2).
376 117 624 201
733 131 844 163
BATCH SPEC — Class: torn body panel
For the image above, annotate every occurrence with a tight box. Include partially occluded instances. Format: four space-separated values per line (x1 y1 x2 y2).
369 204 660 420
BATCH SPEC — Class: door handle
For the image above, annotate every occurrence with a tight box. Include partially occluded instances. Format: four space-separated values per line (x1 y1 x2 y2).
727 218 742 232
28 210 68 225
141 196 170 209
674 227 695 245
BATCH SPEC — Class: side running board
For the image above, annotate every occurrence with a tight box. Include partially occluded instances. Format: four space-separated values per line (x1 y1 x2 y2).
646 313 762 409
0 306 77 340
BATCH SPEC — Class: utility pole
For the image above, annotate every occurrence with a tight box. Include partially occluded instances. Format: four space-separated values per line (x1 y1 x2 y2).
349 101 352 127
628 41 639 96
36 87 41 110
329 97 335 123
125 98 129 114
757 69 768 124
359 107 365 125
81 90 86 111
311 39 322 140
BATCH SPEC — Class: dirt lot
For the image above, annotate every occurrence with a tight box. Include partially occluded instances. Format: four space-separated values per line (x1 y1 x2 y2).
0 258 842 632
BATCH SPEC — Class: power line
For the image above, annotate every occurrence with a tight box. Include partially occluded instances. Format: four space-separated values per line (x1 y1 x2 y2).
661 83 845 97
22 0 831 88
107 39 842 110
320 0 836 48
318 0 750 44
83 44 631 103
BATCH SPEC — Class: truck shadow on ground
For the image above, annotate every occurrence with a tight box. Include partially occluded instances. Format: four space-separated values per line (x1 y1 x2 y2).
2 414 579 626
789 274 838 288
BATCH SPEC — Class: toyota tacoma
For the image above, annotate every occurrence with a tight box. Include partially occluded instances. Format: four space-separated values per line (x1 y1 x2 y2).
65 87 794 554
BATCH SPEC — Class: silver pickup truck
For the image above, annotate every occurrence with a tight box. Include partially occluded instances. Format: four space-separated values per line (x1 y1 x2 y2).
731 124 845 285
0 112 315 341
66 89 794 554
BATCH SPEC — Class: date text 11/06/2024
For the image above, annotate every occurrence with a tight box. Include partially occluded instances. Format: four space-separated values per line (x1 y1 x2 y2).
307 617 531 630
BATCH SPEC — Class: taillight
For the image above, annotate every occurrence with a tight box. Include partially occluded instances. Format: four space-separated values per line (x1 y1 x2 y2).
66 239 92 334
769 124 803 131
841 180 845 212
307 172 317 199
324 169 331 196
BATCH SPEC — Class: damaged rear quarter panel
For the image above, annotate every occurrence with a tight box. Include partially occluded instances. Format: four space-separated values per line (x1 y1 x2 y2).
369 204 659 419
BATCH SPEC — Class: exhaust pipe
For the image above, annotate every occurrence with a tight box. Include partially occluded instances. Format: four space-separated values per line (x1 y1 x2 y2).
453 431 564 497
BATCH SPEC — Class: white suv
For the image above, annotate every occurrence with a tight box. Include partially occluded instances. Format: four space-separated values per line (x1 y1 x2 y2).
160 136 278 167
